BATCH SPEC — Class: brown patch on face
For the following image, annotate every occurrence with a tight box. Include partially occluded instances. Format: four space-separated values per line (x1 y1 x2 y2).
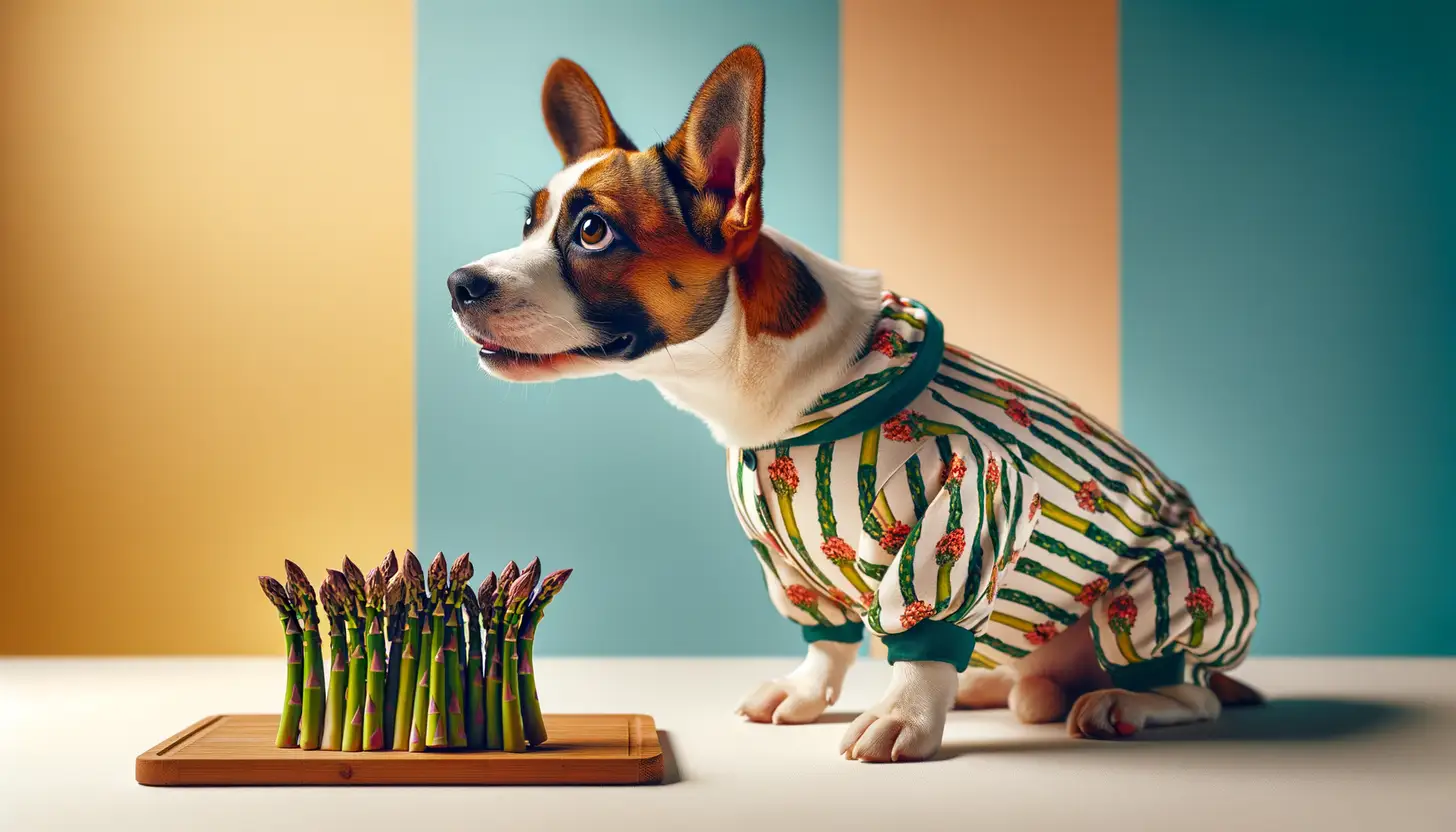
734 233 825 337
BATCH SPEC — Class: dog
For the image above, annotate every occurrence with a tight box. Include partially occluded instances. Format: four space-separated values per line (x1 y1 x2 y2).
448 45 1262 762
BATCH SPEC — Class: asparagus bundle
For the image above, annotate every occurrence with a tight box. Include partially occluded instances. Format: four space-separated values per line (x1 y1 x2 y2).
257 576 303 748
319 577 349 751
259 552 572 754
283 561 325 750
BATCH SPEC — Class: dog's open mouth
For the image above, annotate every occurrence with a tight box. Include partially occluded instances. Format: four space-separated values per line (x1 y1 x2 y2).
472 332 636 363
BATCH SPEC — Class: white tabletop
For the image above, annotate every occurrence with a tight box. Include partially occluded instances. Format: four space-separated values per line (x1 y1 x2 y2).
3 657 1453 831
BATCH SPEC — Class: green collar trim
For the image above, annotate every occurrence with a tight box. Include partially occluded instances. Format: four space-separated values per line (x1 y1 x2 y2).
767 305 945 449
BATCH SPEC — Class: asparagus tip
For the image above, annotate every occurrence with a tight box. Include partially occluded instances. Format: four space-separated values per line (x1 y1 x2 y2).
428 553 448 593
258 576 292 610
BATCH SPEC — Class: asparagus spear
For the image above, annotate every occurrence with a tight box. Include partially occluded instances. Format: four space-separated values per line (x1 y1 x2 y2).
425 554 450 748
283 560 325 750
467 573 496 749
519 568 572 747
382 566 405 746
362 567 388 750
319 577 349 751
258 576 303 749
409 556 433 751
445 553 474 748
486 560 520 750
330 567 366 752
391 553 424 751
500 568 537 752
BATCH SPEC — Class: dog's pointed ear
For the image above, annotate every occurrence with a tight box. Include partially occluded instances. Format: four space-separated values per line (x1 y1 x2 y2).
663 45 765 260
541 58 636 164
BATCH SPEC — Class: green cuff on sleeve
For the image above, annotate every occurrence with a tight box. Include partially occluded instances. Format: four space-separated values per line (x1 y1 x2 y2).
802 621 864 644
1105 650 1186 692
881 619 976 672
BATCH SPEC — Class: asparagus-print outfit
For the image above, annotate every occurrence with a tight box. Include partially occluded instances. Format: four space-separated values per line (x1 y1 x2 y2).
728 293 1258 690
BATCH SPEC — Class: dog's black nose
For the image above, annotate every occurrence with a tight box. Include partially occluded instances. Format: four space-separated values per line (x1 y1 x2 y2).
448 266 497 305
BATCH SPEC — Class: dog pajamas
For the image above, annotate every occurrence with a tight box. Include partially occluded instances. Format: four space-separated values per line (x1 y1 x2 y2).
728 294 1259 690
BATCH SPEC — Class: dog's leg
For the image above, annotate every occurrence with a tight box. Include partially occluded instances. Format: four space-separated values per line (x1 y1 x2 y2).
736 640 858 724
1066 684 1221 739
840 660 957 762
955 667 1015 709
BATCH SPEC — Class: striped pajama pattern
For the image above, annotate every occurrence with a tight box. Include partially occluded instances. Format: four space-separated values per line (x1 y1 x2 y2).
728 294 1258 688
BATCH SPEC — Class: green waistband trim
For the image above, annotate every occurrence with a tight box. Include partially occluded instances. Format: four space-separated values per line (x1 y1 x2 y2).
769 305 945 449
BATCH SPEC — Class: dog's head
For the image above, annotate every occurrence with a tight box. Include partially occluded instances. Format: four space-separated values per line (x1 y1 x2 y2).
449 45 822 382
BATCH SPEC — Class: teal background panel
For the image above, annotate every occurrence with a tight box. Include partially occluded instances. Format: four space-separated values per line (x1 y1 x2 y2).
416 0 841 655
1121 1 1455 655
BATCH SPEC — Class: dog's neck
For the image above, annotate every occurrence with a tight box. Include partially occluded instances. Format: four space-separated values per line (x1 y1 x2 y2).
620 226 884 448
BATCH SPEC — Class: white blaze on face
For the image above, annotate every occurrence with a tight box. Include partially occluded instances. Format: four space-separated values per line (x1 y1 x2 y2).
457 154 609 355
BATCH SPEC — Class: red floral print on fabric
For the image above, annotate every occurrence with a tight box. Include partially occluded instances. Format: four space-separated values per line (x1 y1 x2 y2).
1075 480 1102 512
945 454 968 485
880 522 911 555
784 584 818 610
821 536 856 565
1025 622 1059 646
872 330 909 358
994 378 1027 394
1107 594 1138 634
935 528 966 565
828 588 854 608
882 410 919 442
1004 399 1033 427
985 458 1001 493
860 591 877 608
1076 577 1109 606
1185 587 1214 620
1028 493 1042 521
899 601 934 630
1073 416 1094 434
767 456 799 496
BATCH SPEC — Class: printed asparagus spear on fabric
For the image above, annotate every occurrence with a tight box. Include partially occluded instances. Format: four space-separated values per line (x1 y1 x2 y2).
319 576 350 751
501 564 539 753
486 560 520 750
258 576 303 749
520 568 572 747
283 560 325 751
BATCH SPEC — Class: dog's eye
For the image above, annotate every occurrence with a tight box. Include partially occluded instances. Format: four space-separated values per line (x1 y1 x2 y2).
577 214 613 251
522 209 533 239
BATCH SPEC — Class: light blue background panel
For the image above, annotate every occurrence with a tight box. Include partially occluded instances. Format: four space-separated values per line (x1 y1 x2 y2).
1121 1 1455 655
416 0 840 655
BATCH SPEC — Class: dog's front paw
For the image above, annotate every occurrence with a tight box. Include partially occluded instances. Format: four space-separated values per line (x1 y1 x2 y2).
736 640 857 725
1067 688 1144 739
839 661 956 762
736 676 834 724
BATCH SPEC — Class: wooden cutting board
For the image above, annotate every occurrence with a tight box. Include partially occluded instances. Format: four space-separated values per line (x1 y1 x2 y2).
136 714 663 786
